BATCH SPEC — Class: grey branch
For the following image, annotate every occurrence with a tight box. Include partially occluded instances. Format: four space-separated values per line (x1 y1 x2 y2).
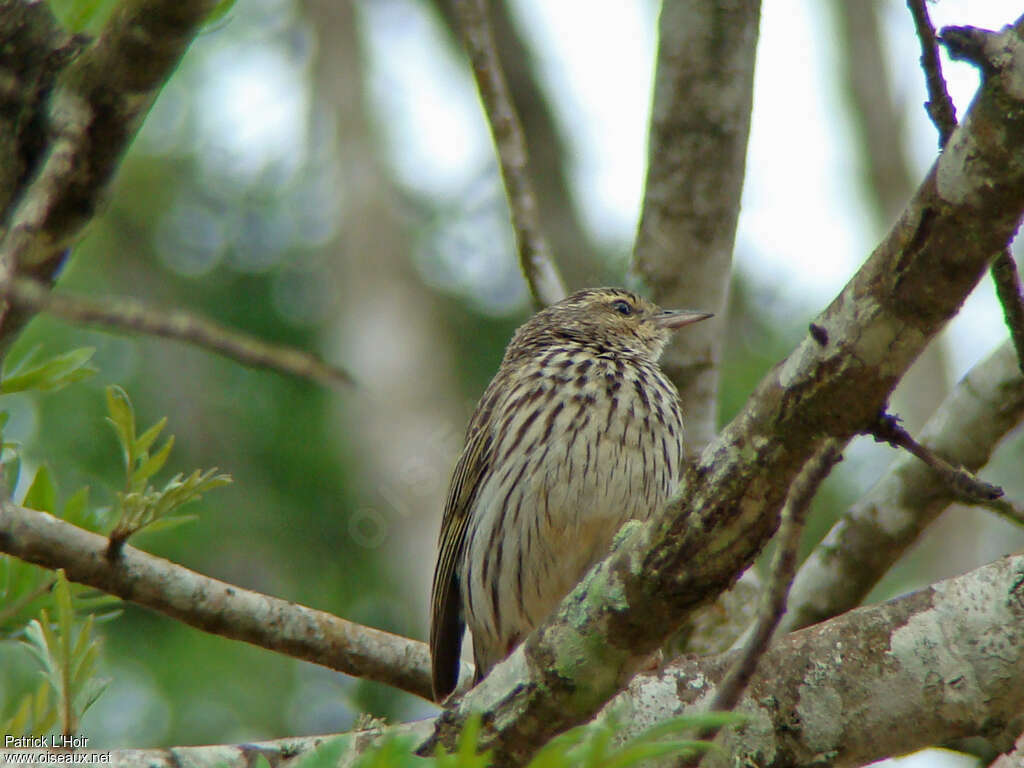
0 0 219 325
6 552 1020 768
911 6 1024 378
613 552 1024 768
632 0 761 453
867 410 1004 501
0 502 461 702
0 275 355 388
707 441 842 717
449 0 566 308
422 16 1024 764
782 339 1024 635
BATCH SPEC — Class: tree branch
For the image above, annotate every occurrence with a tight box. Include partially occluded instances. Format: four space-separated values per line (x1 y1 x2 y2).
612 552 1024 768
992 249 1024 376
866 410 1004 501
910 4 1024 377
420 16 1024 763
0 0 219 347
632 0 761 453
6 552 1020 767
707 442 841 717
448 0 567 308
690 442 841 768
781 339 1024 635
0 502 457 702
0 275 355 388
908 0 958 146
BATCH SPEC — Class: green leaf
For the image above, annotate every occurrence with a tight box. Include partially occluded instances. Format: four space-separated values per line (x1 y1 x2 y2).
204 0 237 26
292 738 349 768
23 465 57 513
61 486 91 528
133 417 168 460
4 455 21 500
73 676 111 718
47 0 117 33
605 740 716 768
133 435 175 487
0 348 96 394
133 514 198 537
105 385 136 472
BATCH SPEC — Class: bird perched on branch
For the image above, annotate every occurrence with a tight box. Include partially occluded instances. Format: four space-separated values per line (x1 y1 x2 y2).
429 287 712 701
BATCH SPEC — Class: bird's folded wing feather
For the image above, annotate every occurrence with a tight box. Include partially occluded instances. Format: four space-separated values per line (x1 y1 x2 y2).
429 422 493 700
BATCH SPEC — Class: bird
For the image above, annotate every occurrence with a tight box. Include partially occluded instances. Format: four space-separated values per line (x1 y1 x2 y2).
429 287 712 701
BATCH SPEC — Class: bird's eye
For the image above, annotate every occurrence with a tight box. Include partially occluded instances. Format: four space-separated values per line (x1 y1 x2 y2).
611 300 633 316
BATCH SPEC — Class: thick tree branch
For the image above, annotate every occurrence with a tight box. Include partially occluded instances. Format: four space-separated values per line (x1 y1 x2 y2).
0 0 219 347
633 0 761 453
448 0 567 308
0 275 355 388
421 16 1024 764
912 4 1024 377
610 552 1024 768
781 338 1024 635
8 553 1020 768
0 502 456 702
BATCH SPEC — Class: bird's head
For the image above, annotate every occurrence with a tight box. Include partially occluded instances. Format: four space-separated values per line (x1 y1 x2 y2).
514 287 713 363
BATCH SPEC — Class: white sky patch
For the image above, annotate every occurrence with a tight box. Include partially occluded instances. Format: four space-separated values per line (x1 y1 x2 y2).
195 44 308 184
190 0 1022 382
358 0 490 199
509 0 657 245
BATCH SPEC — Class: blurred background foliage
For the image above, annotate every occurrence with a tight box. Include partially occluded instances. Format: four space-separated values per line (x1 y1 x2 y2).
1 0 1022 753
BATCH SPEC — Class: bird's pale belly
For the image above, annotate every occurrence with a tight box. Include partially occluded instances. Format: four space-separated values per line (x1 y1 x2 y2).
462 399 681 674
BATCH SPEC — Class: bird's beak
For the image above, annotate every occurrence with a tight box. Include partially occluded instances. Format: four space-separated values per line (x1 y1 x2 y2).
654 310 714 330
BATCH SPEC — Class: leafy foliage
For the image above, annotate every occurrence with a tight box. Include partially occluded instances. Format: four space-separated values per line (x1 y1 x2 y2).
301 711 746 768
105 385 231 549
1 351 117 637
16 571 111 738
0 347 96 395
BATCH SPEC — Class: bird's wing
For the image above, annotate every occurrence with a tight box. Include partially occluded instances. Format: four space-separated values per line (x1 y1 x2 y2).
429 421 493 701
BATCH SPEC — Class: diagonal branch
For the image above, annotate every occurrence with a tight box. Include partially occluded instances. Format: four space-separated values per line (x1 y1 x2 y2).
0 275 355 388
449 0 567 309
910 3 1024 375
0 0 220 348
8 551 1020 768
781 339 1024 634
0 502 454 702
690 441 842 768
421 16 1024 764
706 441 841 716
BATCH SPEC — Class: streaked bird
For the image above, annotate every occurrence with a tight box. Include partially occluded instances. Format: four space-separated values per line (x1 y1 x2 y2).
429 287 712 701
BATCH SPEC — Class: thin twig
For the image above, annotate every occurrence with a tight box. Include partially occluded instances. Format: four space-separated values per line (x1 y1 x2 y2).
869 411 1004 501
0 276 355 388
690 442 842 767
450 0 567 309
909 2 1024 376
991 251 1024 377
973 497 1024 528
907 0 957 145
